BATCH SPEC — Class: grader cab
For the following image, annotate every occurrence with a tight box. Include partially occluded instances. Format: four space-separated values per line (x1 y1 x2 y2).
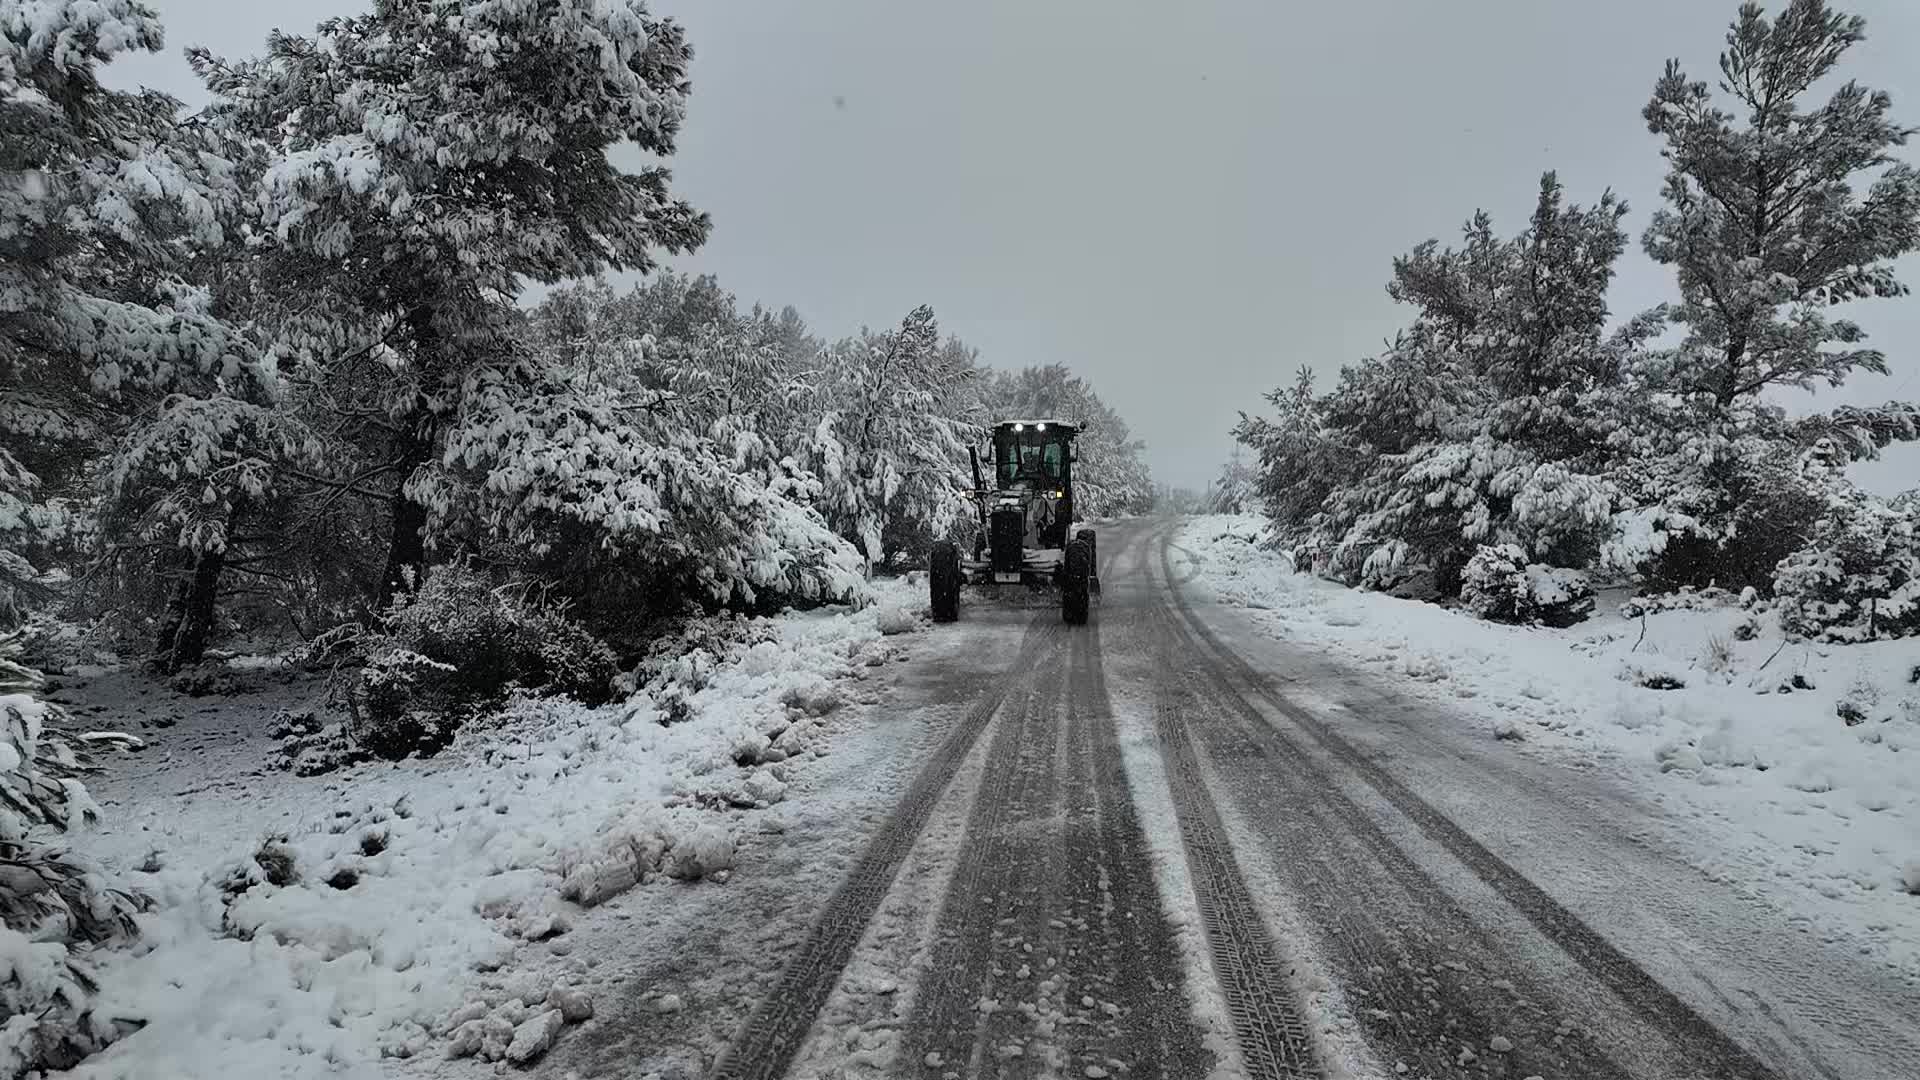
929 420 1099 625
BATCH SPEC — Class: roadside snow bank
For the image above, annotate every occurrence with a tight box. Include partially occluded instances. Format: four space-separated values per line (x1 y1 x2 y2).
1178 515 1920 971
56 579 922 1079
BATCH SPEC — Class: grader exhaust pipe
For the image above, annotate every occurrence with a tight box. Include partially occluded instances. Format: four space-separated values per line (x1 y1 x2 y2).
968 445 991 542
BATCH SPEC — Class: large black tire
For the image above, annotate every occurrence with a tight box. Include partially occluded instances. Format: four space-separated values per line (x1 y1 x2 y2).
1078 528 1100 594
1062 539 1091 625
930 541 962 623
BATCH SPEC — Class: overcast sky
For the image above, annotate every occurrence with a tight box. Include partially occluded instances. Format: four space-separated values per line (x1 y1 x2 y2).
108 0 1920 493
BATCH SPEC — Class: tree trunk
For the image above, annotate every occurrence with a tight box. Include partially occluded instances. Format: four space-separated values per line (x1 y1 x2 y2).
377 429 434 612
1718 328 1748 406
154 548 225 674
1432 554 1466 601
378 305 444 613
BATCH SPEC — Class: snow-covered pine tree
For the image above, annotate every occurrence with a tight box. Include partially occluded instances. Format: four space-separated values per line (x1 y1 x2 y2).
1062 391 1153 520
1233 365 1352 558
417 370 856 615
1773 439 1920 640
191 0 711 609
1629 0 1920 587
1307 327 1483 589
1367 176 1630 589
1243 176 1628 597
418 284 866 626
812 306 981 566
1201 450 1258 515
1 0 300 669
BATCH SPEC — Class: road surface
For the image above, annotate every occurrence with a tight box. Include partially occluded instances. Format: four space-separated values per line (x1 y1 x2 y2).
580 518 1920 1080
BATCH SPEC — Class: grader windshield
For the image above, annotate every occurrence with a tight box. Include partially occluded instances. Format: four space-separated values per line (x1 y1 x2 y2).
993 421 1076 490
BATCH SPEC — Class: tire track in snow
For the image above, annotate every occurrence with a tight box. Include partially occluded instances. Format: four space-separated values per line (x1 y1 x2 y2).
1146 577 1633 1079
1155 532 1788 1080
709 614 1059 1080
901 609 1209 1077
1145 650 1325 1079
899 678 1052 1076
1071 619 1215 1076
1219 635 1920 1080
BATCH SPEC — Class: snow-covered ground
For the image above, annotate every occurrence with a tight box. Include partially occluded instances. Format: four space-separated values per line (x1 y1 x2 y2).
1176 514 1920 977
44 579 928 1080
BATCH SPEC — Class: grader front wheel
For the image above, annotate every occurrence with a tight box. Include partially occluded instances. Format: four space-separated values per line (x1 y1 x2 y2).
1078 529 1100 594
1062 539 1092 625
930 541 961 623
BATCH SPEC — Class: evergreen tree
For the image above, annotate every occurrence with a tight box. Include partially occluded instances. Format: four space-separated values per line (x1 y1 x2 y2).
1233 366 1346 545
1626 0 1920 586
1241 176 1632 594
433 277 866 631
191 0 711 608
812 306 980 565
1 0 295 668
1643 0 1920 407
1202 450 1258 515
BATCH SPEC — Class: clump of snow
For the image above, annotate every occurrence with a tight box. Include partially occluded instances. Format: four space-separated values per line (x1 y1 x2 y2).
874 603 920 636
1179 514 1920 971
52 578 922 1078
1901 860 1920 896
504 1007 565 1064
548 986 593 1022
1400 651 1452 683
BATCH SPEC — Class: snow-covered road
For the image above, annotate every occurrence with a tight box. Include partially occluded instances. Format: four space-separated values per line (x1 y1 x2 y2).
621 519 1920 1079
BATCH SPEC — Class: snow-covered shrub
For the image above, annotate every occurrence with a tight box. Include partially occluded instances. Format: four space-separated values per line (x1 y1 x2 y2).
1902 859 1920 897
1620 657 1688 690
267 710 368 777
1460 545 1595 627
0 633 145 1074
164 662 256 698
1774 494 1920 642
1619 586 1744 618
628 613 776 725
1617 439 1834 596
1703 634 1736 676
348 564 618 758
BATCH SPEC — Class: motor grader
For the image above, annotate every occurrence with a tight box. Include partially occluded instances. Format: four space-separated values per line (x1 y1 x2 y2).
929 419 1098 625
